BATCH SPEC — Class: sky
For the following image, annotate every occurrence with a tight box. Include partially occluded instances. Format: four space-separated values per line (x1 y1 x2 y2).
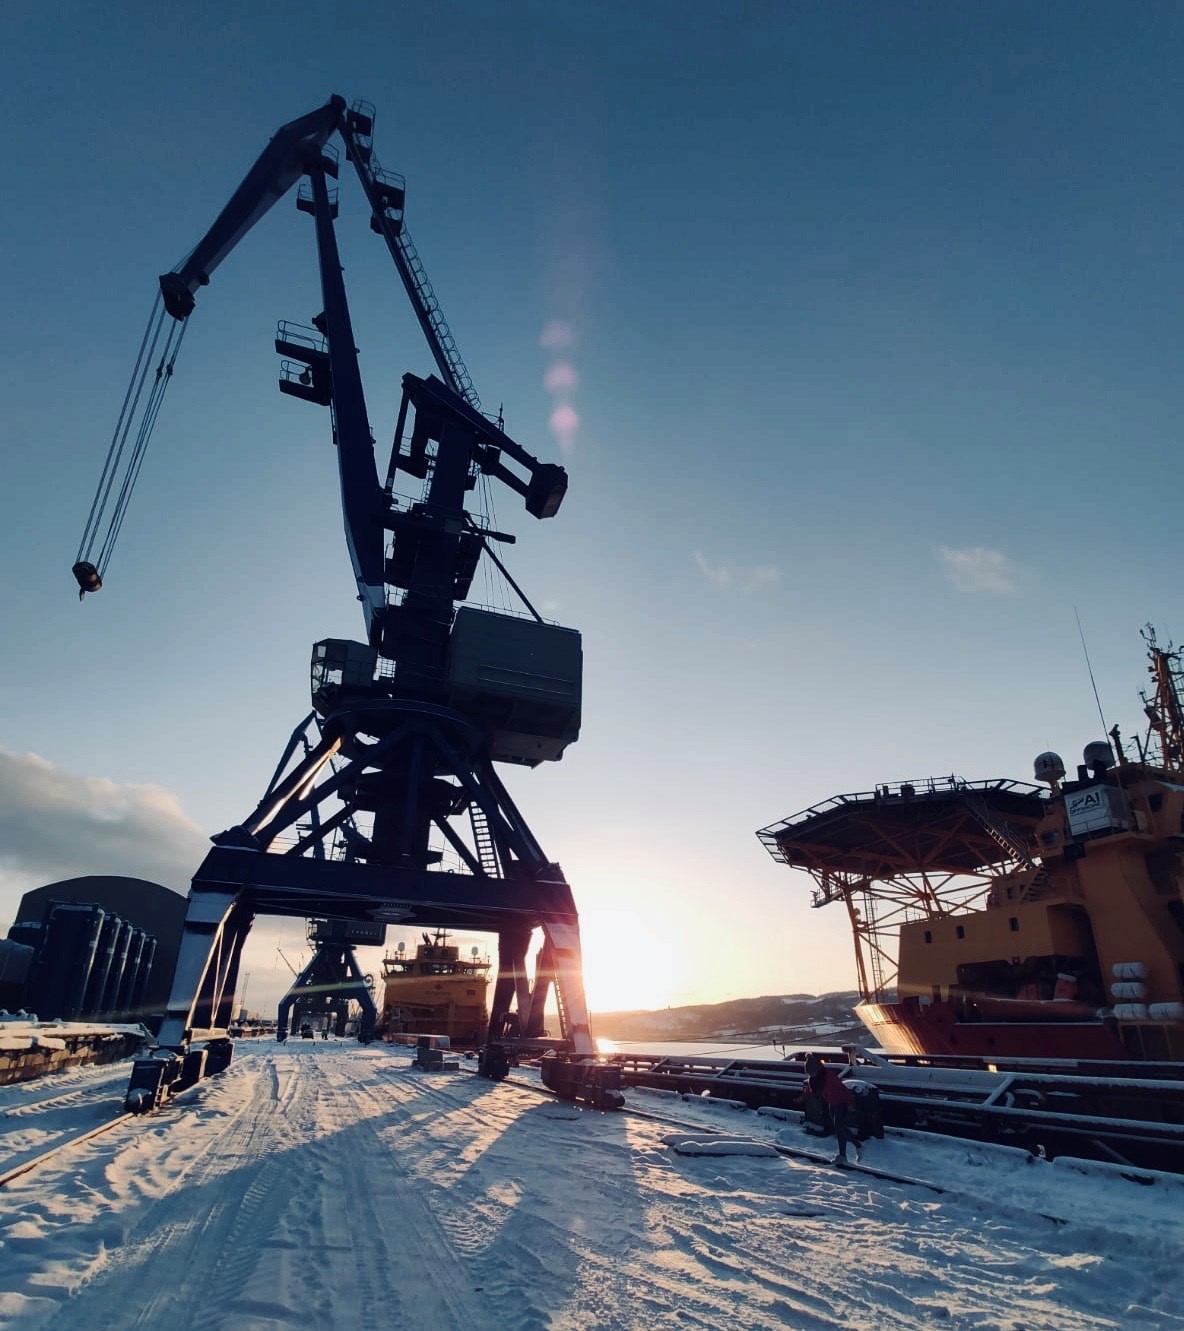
1 3 1182 1017
2 1042 1182 1328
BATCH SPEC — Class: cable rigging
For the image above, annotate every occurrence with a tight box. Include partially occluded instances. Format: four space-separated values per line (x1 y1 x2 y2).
72 293 188 598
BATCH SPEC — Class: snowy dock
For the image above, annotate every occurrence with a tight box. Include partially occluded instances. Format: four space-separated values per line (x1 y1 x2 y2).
1 1042 1182 1330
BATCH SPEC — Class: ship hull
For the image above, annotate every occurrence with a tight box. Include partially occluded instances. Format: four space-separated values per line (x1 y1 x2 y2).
856 997 1184 1060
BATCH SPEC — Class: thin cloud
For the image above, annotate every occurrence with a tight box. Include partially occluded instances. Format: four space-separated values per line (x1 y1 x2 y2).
694 552 781 594
939 545 1018 594
0 748 208 925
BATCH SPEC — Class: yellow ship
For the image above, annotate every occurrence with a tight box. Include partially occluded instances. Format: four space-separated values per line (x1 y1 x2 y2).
374 930 490 1047
760 626 1184 1062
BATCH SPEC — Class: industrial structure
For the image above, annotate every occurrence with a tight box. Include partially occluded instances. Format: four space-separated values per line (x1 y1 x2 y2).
5 876 185 1027
275 918 380 1042
71 96 619 1110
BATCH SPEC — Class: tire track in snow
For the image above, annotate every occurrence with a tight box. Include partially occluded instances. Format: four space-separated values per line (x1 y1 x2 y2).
441 1073 1127 1331
1 1055 300 1330
82 1059 294 1330
266 1052 393 1331
0 1065 129 1180
304 1048 528 1331
2 1044 1175 1331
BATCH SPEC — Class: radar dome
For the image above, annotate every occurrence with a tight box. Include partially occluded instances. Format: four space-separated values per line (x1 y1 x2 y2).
1083 740 1114 773
1033 751 1066 784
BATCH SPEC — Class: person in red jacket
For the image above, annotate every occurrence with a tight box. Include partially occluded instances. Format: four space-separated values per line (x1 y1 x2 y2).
799 1053 862 1166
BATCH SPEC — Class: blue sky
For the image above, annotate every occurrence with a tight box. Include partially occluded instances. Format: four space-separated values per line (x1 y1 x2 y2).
1 3 1181 1015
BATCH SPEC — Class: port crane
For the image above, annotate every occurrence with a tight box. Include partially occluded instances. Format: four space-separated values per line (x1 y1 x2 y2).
89 96 619 1111
274 919 379 1043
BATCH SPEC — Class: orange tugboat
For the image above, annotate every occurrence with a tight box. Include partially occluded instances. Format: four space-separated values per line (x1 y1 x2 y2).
374 930 490 1047
759 627 1184 1062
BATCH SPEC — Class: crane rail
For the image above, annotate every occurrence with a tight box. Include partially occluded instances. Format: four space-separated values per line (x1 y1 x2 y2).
490 1069 960 1197
0 1057 982 1207
0 1110 133 1188
8 1047 1182 1219
0 1063 202 1187
1 1066 130 1119
597 1046 1184 1175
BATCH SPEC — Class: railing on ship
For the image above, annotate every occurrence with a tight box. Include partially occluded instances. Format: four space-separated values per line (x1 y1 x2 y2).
756 775 1046 868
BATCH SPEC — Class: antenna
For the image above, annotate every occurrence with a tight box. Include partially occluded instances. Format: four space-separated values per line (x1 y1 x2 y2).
1075 607 1109 738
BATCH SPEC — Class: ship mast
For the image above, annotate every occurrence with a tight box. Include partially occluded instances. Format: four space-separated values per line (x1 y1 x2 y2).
1140 625 1184 775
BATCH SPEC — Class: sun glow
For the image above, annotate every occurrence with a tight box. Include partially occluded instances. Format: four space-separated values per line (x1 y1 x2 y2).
572 904 679 1014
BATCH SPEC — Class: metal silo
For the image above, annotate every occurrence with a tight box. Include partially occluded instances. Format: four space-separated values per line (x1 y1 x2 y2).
83 912 122 1018
6 919 44 953
128 935 157 1021
114 928 146 1018
100 918 134 1017
25 903 104 1021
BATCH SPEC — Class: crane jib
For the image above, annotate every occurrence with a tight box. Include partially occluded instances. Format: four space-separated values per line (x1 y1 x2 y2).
72 94 491 600
70 85 568 740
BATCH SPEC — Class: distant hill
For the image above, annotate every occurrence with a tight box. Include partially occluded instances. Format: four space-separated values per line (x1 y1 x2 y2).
591 991 868 1047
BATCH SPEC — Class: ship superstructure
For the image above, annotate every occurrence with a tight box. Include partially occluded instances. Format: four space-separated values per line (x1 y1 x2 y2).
758 628 1184 1061
375 930 490 1046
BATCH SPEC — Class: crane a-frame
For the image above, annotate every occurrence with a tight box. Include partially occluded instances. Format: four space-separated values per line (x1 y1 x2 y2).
86 96 619 1110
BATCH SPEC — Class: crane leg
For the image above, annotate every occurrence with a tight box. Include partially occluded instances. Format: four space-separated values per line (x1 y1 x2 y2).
124 701 602 1109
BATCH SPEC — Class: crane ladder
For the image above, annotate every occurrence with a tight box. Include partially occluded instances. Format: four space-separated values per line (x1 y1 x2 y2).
960 793 1039 871
469 803 501 877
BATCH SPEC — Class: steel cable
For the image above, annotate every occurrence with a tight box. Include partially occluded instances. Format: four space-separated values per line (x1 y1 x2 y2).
95 316 188 572
75 293 166 565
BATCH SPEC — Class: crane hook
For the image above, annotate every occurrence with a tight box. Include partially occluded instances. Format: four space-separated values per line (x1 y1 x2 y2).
72 561 103 600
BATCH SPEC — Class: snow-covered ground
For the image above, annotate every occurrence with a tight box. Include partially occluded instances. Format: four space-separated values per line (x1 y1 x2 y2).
1 1041 1182 1330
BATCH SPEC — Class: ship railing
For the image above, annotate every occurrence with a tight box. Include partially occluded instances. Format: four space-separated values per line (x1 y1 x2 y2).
763 776 1043 829
757 776 1046 857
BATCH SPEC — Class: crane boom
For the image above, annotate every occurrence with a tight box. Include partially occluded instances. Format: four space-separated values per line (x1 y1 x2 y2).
160 96 346 320
337 111 478 408
76 94 565 621
156 94 476 416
